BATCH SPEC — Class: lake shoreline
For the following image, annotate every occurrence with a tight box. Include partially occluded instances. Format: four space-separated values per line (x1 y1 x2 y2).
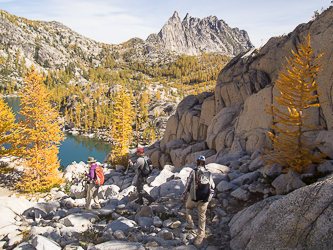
4 97 114 168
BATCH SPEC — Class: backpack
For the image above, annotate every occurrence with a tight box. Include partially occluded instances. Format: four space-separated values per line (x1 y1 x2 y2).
94 165 105 186
190 168 213 202
140 156 153 177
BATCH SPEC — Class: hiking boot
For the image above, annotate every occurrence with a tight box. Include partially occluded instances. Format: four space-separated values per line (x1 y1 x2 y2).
94 204 101 209
185 223 194 230
193 235 204 247
147 199 155 205
182 225 194 233
135 199 144 205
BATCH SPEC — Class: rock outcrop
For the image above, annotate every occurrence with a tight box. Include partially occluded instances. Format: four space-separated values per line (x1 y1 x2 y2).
146 11 253 56
229 174 333 249
159 6 333 168
0 197 34 238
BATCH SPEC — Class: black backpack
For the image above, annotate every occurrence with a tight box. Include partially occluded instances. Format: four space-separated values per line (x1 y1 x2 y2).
140 156 153 177
191 168 213 202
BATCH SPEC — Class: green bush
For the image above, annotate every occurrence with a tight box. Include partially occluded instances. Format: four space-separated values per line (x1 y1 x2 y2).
158 212 177 221
301 171 331 185
259 172 279 186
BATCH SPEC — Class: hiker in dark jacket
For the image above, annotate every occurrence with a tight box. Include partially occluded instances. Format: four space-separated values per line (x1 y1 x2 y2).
128 147 155 205
182 155 215 247
85 157 101 210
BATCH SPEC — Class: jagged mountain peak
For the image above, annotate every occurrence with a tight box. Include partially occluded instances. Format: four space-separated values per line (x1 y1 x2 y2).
168 10 182 25
146 12 253 56
172 10 180 19
184 13 190 20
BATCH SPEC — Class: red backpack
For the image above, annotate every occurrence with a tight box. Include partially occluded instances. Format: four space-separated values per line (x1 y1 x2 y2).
94 166 105 186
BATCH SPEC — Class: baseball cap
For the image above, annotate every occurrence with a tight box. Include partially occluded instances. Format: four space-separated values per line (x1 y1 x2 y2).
137 147 144 152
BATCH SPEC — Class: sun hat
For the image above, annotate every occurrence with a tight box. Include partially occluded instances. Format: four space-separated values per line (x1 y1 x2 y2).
197 155 206 161
137 147 144 152
87 157 97 163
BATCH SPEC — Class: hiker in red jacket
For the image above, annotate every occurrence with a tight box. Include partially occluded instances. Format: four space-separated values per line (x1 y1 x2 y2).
85 157 101 210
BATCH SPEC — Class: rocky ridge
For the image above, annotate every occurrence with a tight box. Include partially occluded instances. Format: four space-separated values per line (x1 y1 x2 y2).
0 9 177 68
0 9 238 79
0 10 100 70
0 9 179 95
146 11 253 56
156 6 333 169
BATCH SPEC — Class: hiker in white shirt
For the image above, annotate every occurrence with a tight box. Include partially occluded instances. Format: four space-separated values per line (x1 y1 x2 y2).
183 155 215 247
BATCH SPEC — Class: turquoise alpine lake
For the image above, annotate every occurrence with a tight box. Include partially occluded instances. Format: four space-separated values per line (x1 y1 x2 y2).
3 97 112 168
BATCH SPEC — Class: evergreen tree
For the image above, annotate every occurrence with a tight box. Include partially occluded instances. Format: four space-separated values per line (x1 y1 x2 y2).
0 97 18 157
15 65 65 192
111 84 133 165
265 35 324 173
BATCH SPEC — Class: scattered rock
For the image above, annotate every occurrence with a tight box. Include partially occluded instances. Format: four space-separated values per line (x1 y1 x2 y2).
59 213 99 231
272 170 306 195
91 240 144 250
105 217 137 232
31 235 61 250
153 216 163 228
317 161 333 173
216 181 237 192
159 179 185 198
230 187 250 201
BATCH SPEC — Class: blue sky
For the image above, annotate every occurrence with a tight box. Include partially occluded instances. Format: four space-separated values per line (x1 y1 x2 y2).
0 0 331 48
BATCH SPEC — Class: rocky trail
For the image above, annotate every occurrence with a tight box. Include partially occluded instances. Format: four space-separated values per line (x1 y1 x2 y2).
1 140 333 250
0 147 275 250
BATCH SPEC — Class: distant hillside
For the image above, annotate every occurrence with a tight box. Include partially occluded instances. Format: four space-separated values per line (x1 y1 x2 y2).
147 11 253 56
0 9 233 145
0 10 104 67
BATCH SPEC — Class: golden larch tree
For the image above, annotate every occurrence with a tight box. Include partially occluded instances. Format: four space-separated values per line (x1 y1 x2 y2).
0 97 18 157
111 84 133 165
265 34 325 173
156 91 161 101
16 65 65 192
139 91 149 123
